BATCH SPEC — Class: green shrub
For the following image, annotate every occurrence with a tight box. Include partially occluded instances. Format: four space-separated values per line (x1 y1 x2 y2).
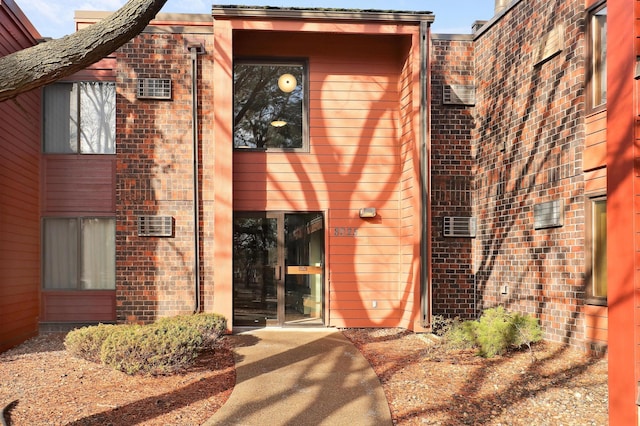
443 319 477 351
101 321 203 375
155 313 227 349
473 306 515 357
510 311 543 349
64 313 227 375
441 307 543 358
64 323 117 363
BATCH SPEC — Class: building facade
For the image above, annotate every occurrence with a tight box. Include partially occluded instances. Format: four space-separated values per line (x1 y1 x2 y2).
2 0 640 423
0 0 41 353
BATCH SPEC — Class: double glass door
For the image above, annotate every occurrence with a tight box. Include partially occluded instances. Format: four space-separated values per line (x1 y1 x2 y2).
233 212 324 327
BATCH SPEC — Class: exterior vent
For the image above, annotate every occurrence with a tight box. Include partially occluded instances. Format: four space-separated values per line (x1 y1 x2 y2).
533 199 564 229
443 84 476 106
443 216 476 238
535 24 564 66
137 78 172 100
137 216 174 237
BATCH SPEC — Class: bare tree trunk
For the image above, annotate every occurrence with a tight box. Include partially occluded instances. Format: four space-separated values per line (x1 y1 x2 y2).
0 0 168 102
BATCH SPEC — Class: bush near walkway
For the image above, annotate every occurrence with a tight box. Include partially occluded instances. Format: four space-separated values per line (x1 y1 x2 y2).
443 307 543 357
64 313 227 375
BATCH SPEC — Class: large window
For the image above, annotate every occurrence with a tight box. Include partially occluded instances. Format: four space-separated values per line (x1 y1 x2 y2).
233 61 306 150
588 4 607 110
43 217 115 290
43 81 116 154
586 197 607 303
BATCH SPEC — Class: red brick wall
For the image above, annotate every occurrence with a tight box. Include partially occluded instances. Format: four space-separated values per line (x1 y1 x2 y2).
432 0 587 347
430 35 476 319
115 30 214 323
472 0 586 346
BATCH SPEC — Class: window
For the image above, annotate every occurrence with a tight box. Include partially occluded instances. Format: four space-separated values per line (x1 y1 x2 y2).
233 61 306 150
43 82 116 154
586 197 607 303
43 217 115 290
588 4 607 110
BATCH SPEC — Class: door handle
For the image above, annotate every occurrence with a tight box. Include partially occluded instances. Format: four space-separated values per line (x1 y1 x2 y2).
275 265 282 281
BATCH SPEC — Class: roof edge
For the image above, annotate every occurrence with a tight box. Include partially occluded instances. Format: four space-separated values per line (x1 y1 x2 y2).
1 0 42 41
74 10 213 23
211 5 434 24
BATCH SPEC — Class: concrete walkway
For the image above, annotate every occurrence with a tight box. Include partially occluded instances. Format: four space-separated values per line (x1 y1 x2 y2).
204 328 392 426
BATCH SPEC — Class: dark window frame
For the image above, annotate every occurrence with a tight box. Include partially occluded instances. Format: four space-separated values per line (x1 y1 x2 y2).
42 216 116 291
43 81 116 155
586 1 607 113
585 193 607 305
232 58 309 152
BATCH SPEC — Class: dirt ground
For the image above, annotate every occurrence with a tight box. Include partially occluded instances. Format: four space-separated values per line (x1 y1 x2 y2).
0 328 607 425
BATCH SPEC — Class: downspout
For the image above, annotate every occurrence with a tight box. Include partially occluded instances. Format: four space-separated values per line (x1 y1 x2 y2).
419 21 432 328
190 43 204 313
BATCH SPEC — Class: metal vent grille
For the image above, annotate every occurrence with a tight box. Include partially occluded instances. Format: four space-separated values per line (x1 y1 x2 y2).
534 200 564 229
443 84 476 106
443 216 476 238
137 216 174 237
137 78 172 100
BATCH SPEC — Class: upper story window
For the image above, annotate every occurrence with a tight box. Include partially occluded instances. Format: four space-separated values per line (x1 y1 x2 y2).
588 4 607 111
233 60 307 151
43 81 116 154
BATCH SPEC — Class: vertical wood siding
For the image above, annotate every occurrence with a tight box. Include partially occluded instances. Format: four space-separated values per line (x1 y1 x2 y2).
0 0 41 352
233 31 418 327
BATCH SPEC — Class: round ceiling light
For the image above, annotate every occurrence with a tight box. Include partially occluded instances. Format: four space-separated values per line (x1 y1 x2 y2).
278 73 297 93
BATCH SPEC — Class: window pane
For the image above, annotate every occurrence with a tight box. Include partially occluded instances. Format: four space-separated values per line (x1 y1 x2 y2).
80 82 116 154
43 83 78 153
591 6 607 108
43 218 78 289
592 199 607 298
234 63 304 149
81 218 116 289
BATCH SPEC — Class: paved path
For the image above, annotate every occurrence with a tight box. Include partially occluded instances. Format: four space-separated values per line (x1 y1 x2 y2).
204 328 392 426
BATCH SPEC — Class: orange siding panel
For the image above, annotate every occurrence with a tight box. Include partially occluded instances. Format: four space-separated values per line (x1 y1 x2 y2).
584 142 607 171
231 28 419 327
585 112 607 172
585 168 606 193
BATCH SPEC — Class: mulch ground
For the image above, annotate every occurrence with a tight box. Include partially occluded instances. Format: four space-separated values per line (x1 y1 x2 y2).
1 328 608 425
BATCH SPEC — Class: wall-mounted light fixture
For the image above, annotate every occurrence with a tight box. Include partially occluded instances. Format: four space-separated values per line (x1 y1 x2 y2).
278 73 297 92
270 120 287 127
359 207 377 218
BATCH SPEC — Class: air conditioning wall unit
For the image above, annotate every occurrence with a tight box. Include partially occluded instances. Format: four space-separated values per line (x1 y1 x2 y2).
443 216 477 238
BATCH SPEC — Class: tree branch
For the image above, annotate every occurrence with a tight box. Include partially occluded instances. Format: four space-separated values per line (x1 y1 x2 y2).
0 0 168 102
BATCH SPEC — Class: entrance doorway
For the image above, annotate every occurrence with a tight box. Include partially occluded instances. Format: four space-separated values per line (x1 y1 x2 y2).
233 212 324 327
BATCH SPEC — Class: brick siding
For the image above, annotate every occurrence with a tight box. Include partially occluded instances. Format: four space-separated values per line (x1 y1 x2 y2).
430 35 476 319
115 33 213 323
431 0 587 347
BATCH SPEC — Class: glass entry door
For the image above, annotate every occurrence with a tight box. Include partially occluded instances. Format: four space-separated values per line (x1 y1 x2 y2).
233 212 324 327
